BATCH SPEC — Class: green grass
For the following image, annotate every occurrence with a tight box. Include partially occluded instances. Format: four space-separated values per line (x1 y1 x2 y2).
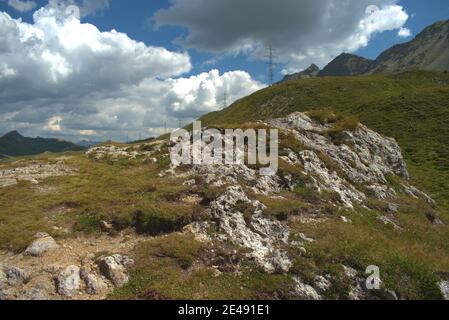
0 151 192 251
110 233 294 300
200 70 449 214
289 203 449 300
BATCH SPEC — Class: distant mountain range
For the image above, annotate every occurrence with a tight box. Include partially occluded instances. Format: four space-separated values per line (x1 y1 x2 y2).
281 19 449 82
77 140 104 148
0 131 85 157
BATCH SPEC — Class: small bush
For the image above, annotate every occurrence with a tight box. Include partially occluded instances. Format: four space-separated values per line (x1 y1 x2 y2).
133 201 201 236
74 213 102 233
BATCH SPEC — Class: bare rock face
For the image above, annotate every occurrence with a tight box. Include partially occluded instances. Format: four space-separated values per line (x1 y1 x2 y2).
56 266 81 297
174 111 434 277
24 233 59 257
210 186 291 273
97 255 133 288
268 112 431 208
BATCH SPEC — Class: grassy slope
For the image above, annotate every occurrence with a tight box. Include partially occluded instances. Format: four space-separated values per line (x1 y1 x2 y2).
201 71 449 213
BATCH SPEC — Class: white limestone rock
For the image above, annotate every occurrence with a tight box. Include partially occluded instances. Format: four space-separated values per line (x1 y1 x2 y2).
210 186 291 273
292 277 322 300
57 265 81 297
24 233 59 257
97 255 132 288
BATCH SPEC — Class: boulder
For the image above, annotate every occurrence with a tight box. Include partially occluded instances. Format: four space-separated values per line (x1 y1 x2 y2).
6 267 29 285
56 266 80 297
84 274 108 295
24 233 58 257
97 255 132 287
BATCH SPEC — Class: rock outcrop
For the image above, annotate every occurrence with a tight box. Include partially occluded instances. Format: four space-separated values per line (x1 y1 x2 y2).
268 112 416 207
0 161 76 188
86 144 159 162
209 186 291 273
174 111 435 281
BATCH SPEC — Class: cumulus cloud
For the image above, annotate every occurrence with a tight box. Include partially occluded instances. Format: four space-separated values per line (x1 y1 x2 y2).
146 69 263 121
0 4 263 141
397 27 412 38
6 0 37 12
154 0 409 73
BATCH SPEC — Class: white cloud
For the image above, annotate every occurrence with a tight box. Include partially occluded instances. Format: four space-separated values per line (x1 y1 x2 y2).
0 4 264 141
148 69 264 120
0 7 192 103
154 0 409 72
44 116 62 132
397 27 412 38
6 0 37 12
0 64 16 78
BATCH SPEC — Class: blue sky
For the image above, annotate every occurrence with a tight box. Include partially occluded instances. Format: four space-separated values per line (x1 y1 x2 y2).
0 0 447 141
2 0 447 82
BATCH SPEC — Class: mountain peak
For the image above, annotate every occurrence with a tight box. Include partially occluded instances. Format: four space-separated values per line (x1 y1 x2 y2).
319 53 373 77
279 63 321 83
2 131 24 139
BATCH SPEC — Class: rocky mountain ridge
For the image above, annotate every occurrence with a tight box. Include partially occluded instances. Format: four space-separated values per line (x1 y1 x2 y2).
281 19 449 82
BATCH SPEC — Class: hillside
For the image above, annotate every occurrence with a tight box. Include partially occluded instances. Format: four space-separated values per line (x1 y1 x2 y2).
200 71 449 212
0 131 84 157
1 113 448 300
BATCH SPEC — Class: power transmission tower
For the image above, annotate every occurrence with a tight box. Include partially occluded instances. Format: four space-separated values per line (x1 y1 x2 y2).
223 88 228 109
265 45 277 86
